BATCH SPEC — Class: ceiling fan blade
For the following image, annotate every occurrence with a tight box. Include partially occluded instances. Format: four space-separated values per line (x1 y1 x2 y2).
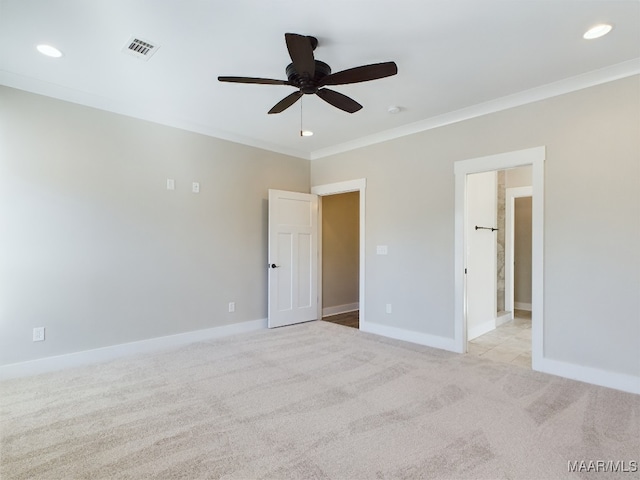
319 62 398 86
285 33 315 78
316 88 362 113
218 76 290 85
268 91 303 114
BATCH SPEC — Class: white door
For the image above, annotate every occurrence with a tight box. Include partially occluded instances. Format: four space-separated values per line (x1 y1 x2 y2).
268 189 318 328
466 171 497 340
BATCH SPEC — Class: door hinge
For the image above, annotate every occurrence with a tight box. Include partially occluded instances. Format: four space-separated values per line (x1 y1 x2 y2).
464 268 467 274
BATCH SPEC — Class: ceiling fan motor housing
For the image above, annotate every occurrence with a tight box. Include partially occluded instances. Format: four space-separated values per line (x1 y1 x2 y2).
286 60 331 94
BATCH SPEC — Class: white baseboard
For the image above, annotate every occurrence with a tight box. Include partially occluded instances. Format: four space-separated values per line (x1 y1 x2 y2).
5 316 636 396
468 318 496 341
496 311 513 327
535 357 640 395
361 320 639 395
0 319 267 380
322 302 359 317
514 302 532 311
361 321 457 353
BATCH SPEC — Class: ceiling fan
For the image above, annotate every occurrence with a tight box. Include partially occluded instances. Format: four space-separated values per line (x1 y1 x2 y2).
218 33 398 114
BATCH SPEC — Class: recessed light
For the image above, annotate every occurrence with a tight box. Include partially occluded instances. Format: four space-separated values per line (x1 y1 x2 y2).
300 130 314 137
583 24 613 40
36 44 63 58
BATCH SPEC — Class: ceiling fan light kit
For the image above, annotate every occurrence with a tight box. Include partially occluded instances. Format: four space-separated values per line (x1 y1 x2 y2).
218 33 398 115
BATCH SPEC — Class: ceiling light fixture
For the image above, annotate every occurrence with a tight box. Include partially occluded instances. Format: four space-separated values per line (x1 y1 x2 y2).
388 106 401 114
583 24 613 40
36 44 63 58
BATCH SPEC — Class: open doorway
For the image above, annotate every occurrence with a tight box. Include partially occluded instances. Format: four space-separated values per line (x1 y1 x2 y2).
311 179 367 330
454 146 544 371
320 191 360 329
465 167 533 367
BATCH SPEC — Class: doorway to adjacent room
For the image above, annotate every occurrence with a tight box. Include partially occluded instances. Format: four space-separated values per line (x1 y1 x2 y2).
312 179 366 330
454 146 544 370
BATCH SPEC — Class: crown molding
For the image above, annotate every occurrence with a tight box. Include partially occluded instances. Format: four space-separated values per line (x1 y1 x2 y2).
0 70 312 160
309 59 640 160
3 59 637 163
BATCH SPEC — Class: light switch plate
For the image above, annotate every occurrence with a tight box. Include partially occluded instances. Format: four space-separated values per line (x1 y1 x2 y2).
192 182 200 193
376 245 388 255
33 327 45 342
166 179 175 190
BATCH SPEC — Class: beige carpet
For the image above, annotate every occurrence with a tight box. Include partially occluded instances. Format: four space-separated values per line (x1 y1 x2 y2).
1 321 638 479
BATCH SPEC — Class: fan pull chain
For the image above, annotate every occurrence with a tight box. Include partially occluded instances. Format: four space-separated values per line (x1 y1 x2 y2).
300 96 313 137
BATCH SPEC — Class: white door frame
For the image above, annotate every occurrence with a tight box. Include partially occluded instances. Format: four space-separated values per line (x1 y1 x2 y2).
505 186 533 314
454 146 544 370
311 179 366 329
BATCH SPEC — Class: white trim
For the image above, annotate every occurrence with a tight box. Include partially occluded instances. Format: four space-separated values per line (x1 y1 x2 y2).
505 186 533 313
0 319 267 380
468 318 497 341
322 303 359 317
454 146 545 175
537 358 640 395
0 72 312 160
496 311 513 327
3 61 637 162
312 178 366 196
311 60 640 160
530 152 545 372
454 146 545 366
311 179 366 330
514 302 532 311
361 322 458 352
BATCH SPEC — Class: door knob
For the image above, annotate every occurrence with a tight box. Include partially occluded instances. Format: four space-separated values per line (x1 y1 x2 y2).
270 264 280 269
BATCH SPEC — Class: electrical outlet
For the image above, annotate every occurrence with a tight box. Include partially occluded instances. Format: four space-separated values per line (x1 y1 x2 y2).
385 304 392 314
33 327 45 342
228 302 235 313
192 182 200 193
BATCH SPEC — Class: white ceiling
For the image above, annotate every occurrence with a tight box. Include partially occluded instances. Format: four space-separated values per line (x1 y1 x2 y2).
1 0 639 159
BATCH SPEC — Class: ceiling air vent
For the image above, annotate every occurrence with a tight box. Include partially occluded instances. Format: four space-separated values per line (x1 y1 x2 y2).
122 36 159 60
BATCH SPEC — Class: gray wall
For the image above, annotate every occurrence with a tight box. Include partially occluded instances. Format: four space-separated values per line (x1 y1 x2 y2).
506 166 532 188
321 192 359 311
311 76 640 377
514 196 533 306
0 86 310 365
3 75 639 382
498 166 533 312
